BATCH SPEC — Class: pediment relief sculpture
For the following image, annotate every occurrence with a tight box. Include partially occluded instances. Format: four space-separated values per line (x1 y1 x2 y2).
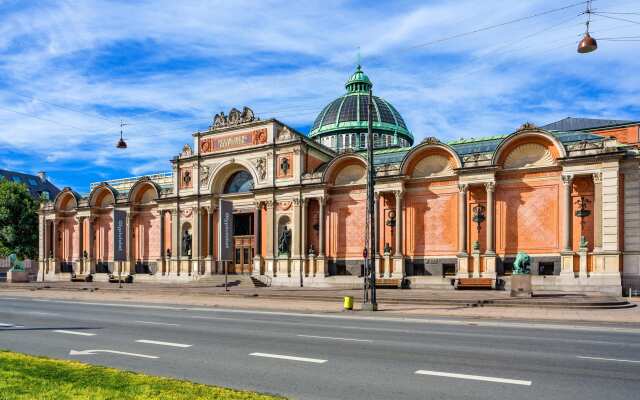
335 164 366 185
412 155 454 178
503 143 554 169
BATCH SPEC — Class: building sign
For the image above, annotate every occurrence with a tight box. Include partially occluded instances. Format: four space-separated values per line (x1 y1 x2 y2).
113 209 127 261
218 199 234 261
200 128 268 154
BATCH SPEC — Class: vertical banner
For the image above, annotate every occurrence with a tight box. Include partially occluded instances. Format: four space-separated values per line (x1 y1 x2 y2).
113 209 127 262
218 199 234 261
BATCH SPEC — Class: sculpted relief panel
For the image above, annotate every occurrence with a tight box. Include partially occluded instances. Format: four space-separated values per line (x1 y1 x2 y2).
412 155 454 178
334 164 366 186
503 143 554 169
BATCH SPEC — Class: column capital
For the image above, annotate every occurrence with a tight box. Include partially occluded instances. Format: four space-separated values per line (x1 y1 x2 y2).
265 200 276 209
561 174 574 185
484 182 495 192
393 190 404 200
592 172 602 184
458 183 468 193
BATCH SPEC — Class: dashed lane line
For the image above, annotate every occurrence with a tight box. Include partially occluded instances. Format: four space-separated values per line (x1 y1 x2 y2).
134 320 181 327
415 370 532 386
577 356 640 364
136 339 192 348
297 334 372 343
250 352 327 364
54 330 96 336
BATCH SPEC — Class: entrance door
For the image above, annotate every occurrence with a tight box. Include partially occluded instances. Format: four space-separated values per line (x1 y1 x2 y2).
233 236 254 274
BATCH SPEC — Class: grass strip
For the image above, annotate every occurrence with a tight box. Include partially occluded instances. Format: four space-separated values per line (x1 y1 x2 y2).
0 350 285 400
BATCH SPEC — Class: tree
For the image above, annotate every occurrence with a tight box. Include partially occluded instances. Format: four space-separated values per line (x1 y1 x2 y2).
0 179 39 259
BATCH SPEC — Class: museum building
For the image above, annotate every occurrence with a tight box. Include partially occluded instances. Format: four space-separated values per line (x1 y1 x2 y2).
38 66 640 294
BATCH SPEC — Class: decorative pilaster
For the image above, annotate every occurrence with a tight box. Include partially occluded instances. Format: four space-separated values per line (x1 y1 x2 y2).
394 190 403 257
458 184 468 255
485 182 495 255
561 174 575 277
593 172 602 251
318 197 326 257
562 174 574 252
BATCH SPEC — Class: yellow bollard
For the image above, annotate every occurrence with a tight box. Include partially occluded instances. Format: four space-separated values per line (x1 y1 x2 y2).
343 296 354 311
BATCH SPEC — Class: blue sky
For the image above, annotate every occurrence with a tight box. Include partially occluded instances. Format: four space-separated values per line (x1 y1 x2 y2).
0 0 638 192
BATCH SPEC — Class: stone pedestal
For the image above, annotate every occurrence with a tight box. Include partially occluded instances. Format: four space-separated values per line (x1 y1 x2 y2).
383 255 391 278
456 254 469 278
510 274 532 298
252 257 262 276
315 257 327 277
578 248 588 278
277 256 291 277
483 254 497 280
391 256 404 279
7 270 29 283
560 252 575 277
472 250 481 278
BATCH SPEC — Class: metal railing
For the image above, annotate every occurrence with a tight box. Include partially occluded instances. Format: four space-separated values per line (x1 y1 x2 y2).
89 172 173 193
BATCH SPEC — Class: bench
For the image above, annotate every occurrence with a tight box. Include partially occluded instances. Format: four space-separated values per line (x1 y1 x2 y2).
455 278 494 290
70 274 93 282
374 278 401 289
108 274 134 284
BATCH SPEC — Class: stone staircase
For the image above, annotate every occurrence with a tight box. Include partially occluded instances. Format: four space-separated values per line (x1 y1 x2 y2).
195 275 267 288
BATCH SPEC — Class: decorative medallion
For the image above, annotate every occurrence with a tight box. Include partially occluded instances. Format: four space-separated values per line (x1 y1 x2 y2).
277 201 292 211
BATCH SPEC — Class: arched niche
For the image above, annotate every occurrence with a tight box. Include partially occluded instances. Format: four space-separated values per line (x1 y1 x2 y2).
493 130 565 169
323 154 368 186
54 190 79 212
401 143 461 178
129 179 160 205
89 184 117 208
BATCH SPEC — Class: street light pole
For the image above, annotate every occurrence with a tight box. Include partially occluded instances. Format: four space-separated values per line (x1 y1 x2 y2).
363 87 377 311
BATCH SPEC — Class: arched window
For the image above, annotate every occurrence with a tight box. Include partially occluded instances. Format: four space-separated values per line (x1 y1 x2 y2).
223 170 254 194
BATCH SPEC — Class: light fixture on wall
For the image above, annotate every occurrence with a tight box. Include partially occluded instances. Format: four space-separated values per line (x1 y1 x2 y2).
472 204 486 251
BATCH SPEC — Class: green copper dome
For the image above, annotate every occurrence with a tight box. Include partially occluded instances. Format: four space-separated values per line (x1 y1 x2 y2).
309 66 413 150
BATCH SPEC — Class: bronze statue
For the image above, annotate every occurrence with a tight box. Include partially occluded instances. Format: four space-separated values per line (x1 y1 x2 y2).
513 252 531 275
182 230 192 258
278 226 291 256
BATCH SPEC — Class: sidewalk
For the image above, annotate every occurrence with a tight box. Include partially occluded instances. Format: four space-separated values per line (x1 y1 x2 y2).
1 282 638 325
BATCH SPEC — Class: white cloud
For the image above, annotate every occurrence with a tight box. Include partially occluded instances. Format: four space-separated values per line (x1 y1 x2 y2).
0 0 638 188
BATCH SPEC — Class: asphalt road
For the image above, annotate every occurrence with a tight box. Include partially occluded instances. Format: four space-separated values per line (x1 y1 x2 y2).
1 296 639 400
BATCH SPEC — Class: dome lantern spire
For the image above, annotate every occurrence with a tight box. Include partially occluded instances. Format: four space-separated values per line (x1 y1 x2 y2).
345 64 372 93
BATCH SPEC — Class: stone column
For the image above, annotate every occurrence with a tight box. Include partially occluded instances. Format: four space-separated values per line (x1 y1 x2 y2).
209 210 215 257
458 184 468 255
265 200 275 277
394 191 403 257
485 182 495 254
593 172 602 252
316 197 327 278
318 197 326 257
560 174 575 277
562 174 574 252
77 216 84 274
301 199 308 257
159 211 165 260
193 207 201 276
456 184 469 278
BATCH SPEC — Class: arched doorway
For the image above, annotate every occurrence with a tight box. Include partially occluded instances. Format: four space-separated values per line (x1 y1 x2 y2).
222 169 255 274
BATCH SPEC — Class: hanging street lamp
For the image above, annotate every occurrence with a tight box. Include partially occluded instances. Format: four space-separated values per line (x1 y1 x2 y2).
578 0 597 53
116 120 128 149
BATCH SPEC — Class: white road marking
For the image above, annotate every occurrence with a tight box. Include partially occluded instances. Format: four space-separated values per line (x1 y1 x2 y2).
577 356 640 364
31 299 52 302
54 330 96 336
24 311 59 316
134 320 180 327
69 349 158 359
250 352 327 364
297 334 372 343
22 298 640 335
0 322 24 328
0 323 14 327
415 370 532 386
0 297 18 300
136 339 192 348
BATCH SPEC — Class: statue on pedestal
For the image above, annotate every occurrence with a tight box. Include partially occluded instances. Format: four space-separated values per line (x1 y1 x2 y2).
278 226 291 256
182 230 192 258
513 252 531 275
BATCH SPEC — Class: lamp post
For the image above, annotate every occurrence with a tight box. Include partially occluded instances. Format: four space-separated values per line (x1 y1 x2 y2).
363 87 377 311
